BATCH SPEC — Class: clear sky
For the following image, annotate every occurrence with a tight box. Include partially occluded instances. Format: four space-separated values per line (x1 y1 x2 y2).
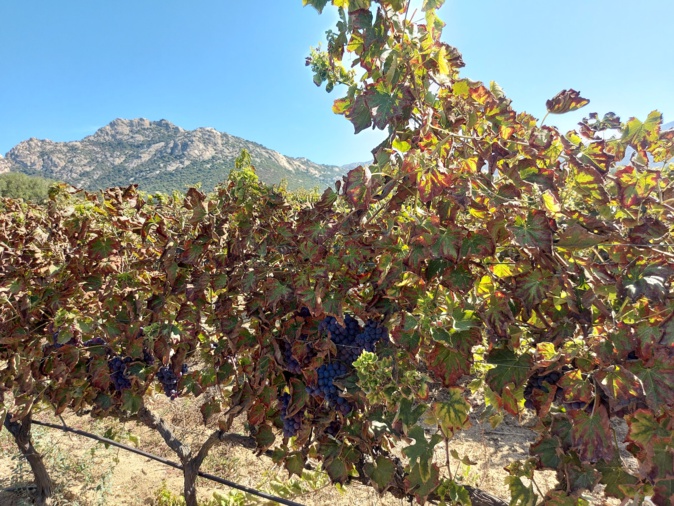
1 1 672 166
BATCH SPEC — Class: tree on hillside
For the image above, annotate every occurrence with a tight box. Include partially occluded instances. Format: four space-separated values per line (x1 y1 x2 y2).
0 172 55 202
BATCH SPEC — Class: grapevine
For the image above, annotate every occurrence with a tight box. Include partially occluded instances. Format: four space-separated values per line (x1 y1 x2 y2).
0 1 673 505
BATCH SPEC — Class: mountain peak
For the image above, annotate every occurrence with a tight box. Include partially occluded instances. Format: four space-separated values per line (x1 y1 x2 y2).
3 118 345 192
91 118 184 142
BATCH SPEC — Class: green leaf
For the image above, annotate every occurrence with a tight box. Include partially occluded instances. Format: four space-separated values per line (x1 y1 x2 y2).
403 426 442 480
363 456 396 493
515 269 553 310
366 84 403 130
627 352 674 410
509 210 552 253
324 457 349 484
254 424 276 450
625 409 671 448
485 348 532 394
88 236 118 260
460 230 494 259
531 435 562 469
594 365 644 412
346 94 372 134
596 456 640 499
285 453 306 478
422 0 445 11
542 491 590 505
200 399 221 424
404 462 441 503
398 397 427 428
505 476 537 506
302 0 330 13
121 391 142 414
621 110 662 147
432 388 471 438
555 223 608 250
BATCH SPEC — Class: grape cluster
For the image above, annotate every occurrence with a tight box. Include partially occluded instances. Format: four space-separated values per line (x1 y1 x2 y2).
44 331 78 353
524 367 577 410
282 344 303 375
356 320 388 354
142 347 155 365
108 356 132 391
313 362 351 414
157 366 180 399
296 307 311 318
320 315 387 364
279 393 303 437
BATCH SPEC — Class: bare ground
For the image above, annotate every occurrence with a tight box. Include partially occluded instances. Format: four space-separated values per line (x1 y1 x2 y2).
0 392 631 506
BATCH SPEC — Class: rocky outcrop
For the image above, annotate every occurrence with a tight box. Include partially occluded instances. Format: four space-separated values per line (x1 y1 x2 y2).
2 118 348 192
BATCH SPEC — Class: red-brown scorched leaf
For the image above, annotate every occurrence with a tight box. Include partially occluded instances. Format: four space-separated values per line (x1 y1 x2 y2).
546 89 590 114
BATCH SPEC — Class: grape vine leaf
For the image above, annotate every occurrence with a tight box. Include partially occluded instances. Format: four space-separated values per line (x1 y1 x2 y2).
541 491 590 505
343 165 372 210
403 426 442 481
595 456 640 499
363 456 396 493
531 434 563 469
546 89 590 114
594 365 644 413
627 351 674 410
426 344 471 387
569 404 615 462
432 388 471 438
254 424 276 451
625 409 671 449
404 462 441 504
509 210 553 253
505 476 536 506
397 397 426 428
485 348 532 394
621 110 662 148
121 391 142 414
285 452 306 478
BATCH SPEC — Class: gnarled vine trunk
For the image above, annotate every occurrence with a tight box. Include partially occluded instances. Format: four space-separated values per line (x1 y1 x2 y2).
4 412 53 506
137 405 225 506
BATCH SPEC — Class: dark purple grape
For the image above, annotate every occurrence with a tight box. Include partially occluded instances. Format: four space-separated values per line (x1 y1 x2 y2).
157 366 179 399
297 307 311 318
282 343 303 375
108 356 131 391
279 393 303 438
142 348 155 365
83 337 105 348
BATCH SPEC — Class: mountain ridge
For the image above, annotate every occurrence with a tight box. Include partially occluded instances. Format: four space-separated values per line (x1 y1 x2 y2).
0 118 361 193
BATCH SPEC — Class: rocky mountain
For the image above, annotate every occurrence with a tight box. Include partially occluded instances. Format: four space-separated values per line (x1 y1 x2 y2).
0 119 353 193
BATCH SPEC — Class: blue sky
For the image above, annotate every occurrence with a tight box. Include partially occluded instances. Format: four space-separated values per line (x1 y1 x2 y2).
1 1 672 166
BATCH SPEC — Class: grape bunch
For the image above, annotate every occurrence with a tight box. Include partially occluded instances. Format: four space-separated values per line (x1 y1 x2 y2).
523 367 571 410
315 362 351 414
279 393 303 437
320 315 361 363
296 307 311 318
282 343 303 375
157 366 180 399
355 319 388 354
108 356 132 391
142 347 155 366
